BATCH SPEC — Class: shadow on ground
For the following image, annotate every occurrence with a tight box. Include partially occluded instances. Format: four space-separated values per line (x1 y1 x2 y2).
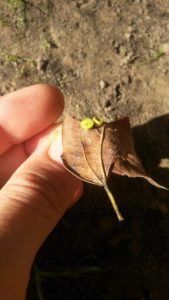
133 113 169 188
27 114 169 300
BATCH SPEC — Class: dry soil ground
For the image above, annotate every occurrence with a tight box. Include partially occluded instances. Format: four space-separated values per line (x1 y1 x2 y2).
1 1 169 299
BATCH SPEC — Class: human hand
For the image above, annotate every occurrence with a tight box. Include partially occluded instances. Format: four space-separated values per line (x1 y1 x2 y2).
0 85 83 300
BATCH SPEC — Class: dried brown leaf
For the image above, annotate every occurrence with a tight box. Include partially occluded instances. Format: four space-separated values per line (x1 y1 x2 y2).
62 115 101 185
62 115 167 221
109 117 167 189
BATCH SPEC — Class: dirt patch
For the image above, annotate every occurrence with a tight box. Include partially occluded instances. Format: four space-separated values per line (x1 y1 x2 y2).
1 1 169 299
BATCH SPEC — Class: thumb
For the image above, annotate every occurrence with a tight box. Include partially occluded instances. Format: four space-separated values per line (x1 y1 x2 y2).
0 132 83 266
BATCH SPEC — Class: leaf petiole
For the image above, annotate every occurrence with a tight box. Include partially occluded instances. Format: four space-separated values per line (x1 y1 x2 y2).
104 184 124 221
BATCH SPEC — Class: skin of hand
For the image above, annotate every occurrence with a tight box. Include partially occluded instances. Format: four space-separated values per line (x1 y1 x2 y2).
0 85 83 300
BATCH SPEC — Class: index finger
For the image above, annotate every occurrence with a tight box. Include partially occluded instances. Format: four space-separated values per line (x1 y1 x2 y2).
0 84 64 155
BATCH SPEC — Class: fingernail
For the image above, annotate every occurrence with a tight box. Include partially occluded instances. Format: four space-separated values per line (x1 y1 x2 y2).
48 130 63 163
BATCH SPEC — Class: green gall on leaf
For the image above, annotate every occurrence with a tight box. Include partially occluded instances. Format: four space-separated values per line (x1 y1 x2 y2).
93 116 105 128
80 118 94 130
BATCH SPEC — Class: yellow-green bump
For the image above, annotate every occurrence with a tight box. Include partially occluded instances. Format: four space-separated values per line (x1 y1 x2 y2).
80 118 94 130
93 117 104 127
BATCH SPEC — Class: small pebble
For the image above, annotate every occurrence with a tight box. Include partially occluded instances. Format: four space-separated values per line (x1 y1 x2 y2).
99 80 108 89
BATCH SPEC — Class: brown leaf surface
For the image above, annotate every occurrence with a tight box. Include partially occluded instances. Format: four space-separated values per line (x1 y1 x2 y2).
109 117 167 189
61 115 101 185
62 115 123 220
62 115 167 221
